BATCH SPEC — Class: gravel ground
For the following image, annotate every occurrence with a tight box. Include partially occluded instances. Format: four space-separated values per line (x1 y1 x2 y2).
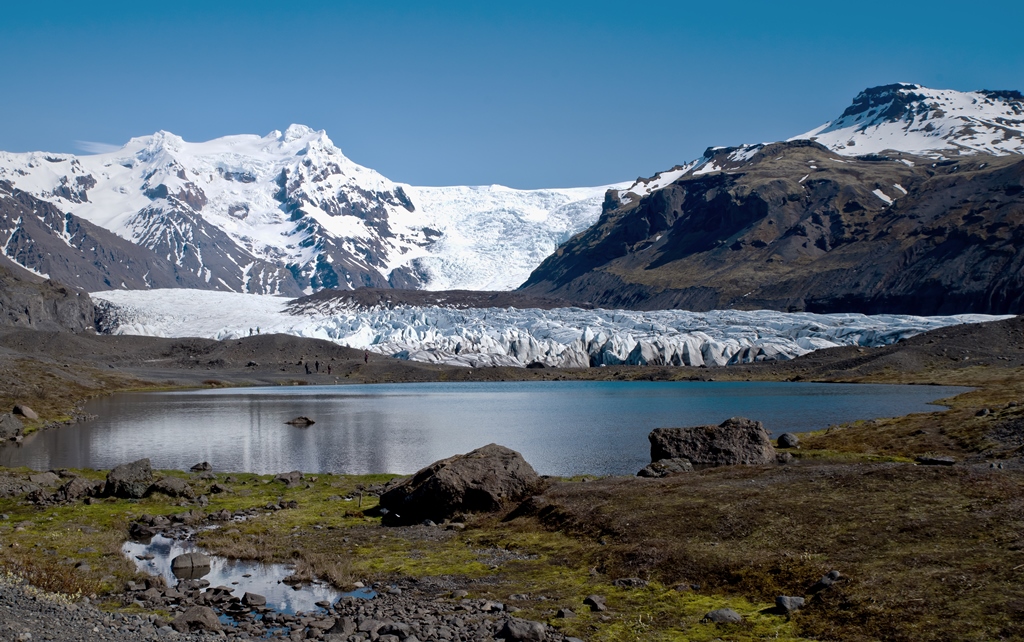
0 573 213 642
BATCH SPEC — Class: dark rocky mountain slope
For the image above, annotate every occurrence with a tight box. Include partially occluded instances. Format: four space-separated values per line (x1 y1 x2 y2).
0 262 94 332
519 141 1024 315
0 181 217 292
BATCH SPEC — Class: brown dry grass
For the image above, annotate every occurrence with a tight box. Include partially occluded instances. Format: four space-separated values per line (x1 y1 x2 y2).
513 462 1024 642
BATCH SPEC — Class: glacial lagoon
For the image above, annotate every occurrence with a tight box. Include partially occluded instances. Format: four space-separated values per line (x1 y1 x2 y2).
2 381 969 477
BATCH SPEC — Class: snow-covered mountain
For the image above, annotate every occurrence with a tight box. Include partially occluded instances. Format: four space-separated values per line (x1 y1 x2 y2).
93 288 1006 368
613 83 1024 205
0 125 618 294
794 83 1024 157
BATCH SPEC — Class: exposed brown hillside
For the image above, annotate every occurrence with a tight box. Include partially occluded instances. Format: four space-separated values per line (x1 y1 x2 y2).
520 141 1024 314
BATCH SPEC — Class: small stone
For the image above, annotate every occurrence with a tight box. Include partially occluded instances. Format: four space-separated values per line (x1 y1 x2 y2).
583 594 607 612
976 408 991 417
190 462 212 472
556 608 575 618
777 433 800 448
498 617 547 642
703 608 742 623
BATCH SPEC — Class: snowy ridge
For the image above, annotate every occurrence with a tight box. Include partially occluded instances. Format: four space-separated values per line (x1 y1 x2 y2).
0 126 617 293
93 289 1006 369
793 83 1024 157
616 84 1024 204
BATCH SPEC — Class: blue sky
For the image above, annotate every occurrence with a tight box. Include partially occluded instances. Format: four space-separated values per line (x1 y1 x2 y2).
2 1 1022 188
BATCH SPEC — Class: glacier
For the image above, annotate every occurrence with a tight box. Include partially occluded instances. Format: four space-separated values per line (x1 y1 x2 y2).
93 289 1007 369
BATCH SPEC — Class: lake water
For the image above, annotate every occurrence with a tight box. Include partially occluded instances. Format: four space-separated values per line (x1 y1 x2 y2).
1 381 968 477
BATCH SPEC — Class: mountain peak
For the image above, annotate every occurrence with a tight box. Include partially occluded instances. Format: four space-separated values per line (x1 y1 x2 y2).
793 84 1024 157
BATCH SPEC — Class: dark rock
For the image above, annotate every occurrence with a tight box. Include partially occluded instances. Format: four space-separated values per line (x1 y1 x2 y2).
776 595 805 612
583 595 607 612
777 432 800 448
274 471 304 488
190 462 212 472
977 408 991 417
0 413 24 440
171 605 221 633
649 417 776 466
285 416 315 427
242 592 266 607
105 459 153 498
915 455 956 466
637 457 693 477
378 443 541 524
498 617 547 642
703 608 742 623
209 483 230 494
12 405 38 420
810 570 842 593
556 608 576 618
150 476 196 499
56 477 103 502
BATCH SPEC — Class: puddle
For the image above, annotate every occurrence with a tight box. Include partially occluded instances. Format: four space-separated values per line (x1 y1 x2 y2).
123 535 343 614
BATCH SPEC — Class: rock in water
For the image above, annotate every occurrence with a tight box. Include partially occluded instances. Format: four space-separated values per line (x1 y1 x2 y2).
378 443 541 524
171 553 212 579
105 459 153 498
285 416 315 427
649 417 776 467
0 413 23 441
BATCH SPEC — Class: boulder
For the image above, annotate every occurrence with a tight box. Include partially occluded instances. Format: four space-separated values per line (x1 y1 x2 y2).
105 459 153 498
649 417 776 467
171 605 221 633
274 471 304 488
378 444 541 524
703 608 743 623
637 458 693 478
28 472 60 486
55 477 103 502
583 594 607 612
190 462 212 472
12 405 38 420
776 595 805 613
777 432 800 448
242 592 266 607
285 416 315 427
498 618 547 642
150 476 196 499
171 552 212 579
0 413 23 440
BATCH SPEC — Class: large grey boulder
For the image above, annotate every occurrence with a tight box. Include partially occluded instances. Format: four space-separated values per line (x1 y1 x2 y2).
150 476 195 499
56 476 104 502
379 444 541 524
498 618 547 642
0 413 23 441
171 605 221 632
12 405 38 420
649 417 776 467
105 459 154 498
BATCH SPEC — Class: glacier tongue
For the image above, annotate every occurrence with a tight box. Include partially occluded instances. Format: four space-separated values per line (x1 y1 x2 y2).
92 289 1007 368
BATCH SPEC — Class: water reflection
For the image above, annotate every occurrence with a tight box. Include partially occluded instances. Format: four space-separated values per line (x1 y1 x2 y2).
123 535 339 614
1 381 969 476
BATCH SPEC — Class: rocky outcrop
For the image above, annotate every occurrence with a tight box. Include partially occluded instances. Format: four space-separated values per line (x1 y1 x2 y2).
0 263 94 332
649 417 776 467
636 458 693 478
379 444 542 524
520 141 1024 315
